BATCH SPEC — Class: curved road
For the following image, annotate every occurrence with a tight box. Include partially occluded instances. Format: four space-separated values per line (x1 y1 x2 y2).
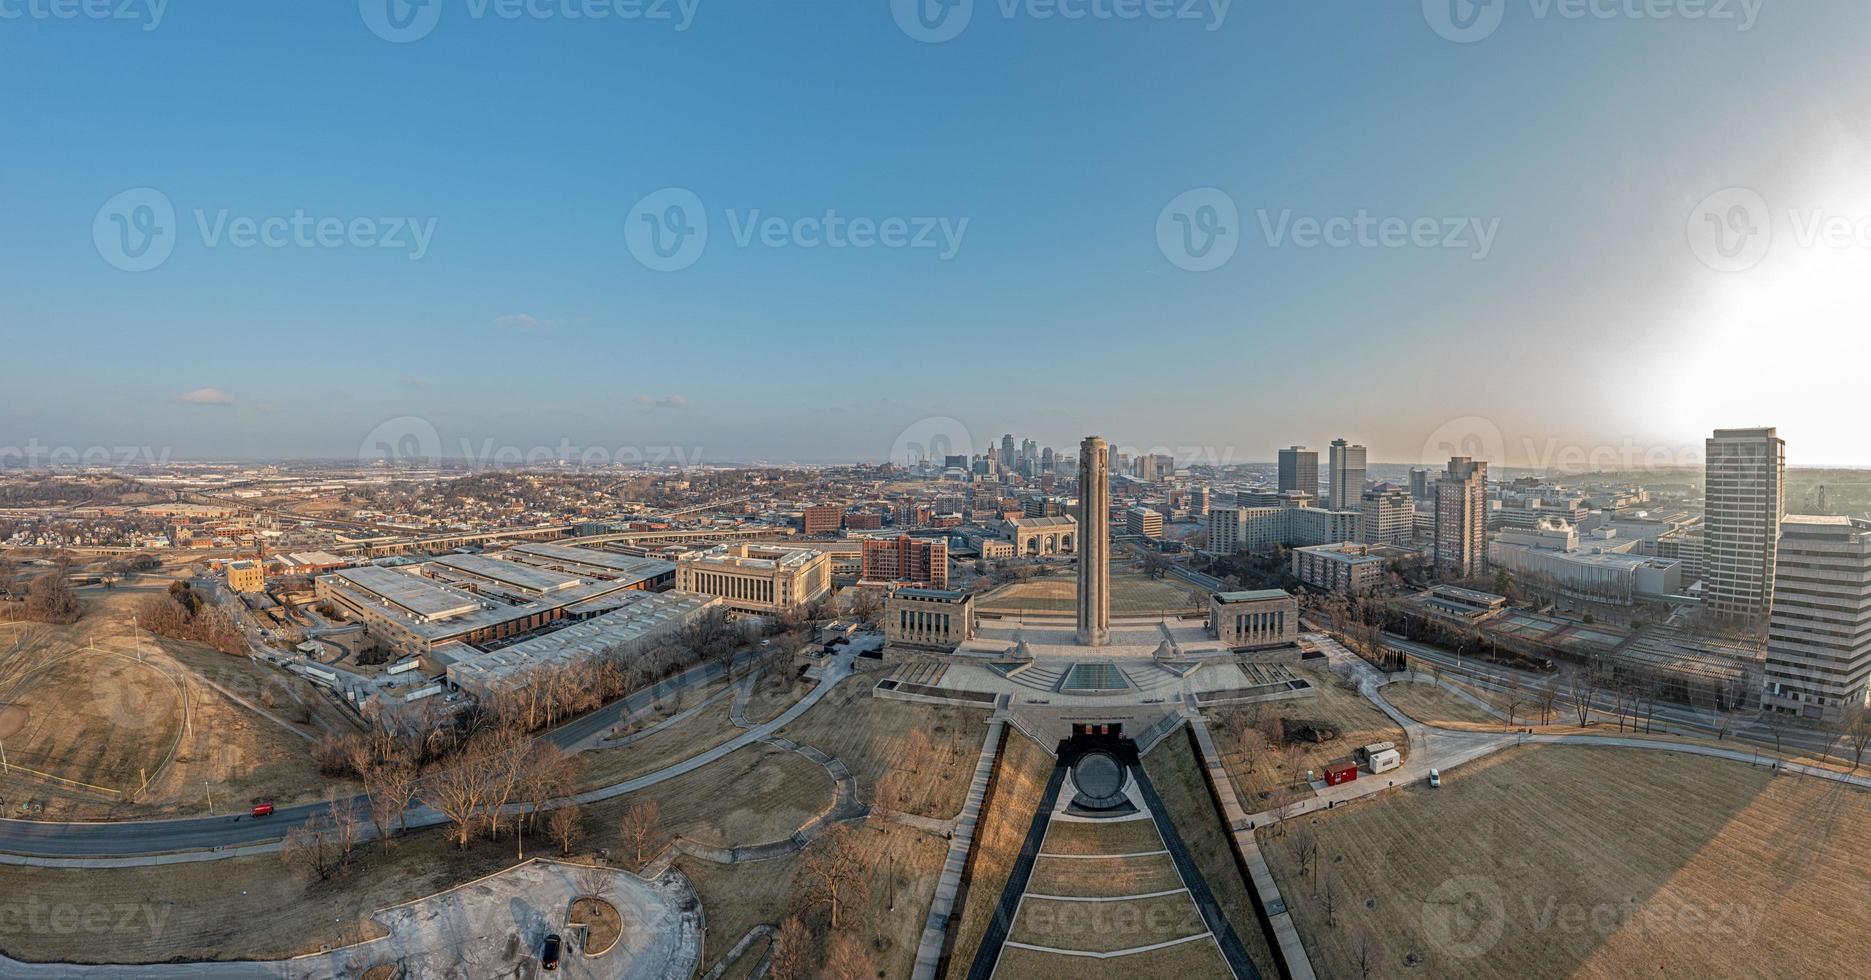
0 645 850 860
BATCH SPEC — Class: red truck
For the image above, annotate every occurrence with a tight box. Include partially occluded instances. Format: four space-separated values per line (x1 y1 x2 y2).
251 803 275 818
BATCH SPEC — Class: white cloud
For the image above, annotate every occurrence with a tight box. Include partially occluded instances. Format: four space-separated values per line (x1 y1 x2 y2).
173 387 234 406
634 393 689 409
493 314 544 330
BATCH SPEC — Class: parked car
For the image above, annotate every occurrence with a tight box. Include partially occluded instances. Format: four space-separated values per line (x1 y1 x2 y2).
1428 768 1441 789
541 933 562 971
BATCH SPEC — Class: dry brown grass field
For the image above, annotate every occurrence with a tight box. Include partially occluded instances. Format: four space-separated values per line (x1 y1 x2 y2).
0 590 349 819
1381 678 1506 728
1208 664 1408 810
1040 816 1166 855
582 704 742 788
1009 893 1206 952
1143 733 1283 980
1262 745 1871 979
1026 852 1184 896
740 664 812 724
941 731 1054 978
993 939 1235 979
0 740 836 965
776 673 989 819
673 818 945 976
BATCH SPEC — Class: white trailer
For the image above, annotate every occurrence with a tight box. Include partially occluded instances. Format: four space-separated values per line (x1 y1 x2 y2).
1368 748 1402 774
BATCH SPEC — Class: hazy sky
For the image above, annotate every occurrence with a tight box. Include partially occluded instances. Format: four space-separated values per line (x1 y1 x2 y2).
3 1 1869 467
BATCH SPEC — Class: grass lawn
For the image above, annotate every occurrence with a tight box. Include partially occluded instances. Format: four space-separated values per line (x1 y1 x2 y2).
942 731 1054 979
0 741 834 965
1010 893 1206 952
1207 664 1408 810
0 591 351 820
675 818 945 977
1262 744 1871 979
992 939 1234 979
580 697 744 788
1143 732 1283 980
978 570 1203 616
1040 818 1164 856
1027 853 1184 897
1381 678 1505 728
776 674 989 819
741 664 812 725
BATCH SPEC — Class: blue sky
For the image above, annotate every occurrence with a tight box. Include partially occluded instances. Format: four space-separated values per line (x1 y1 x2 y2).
3 0 1868 466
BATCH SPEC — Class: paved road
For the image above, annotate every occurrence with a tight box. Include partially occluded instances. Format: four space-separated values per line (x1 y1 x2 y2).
1381 632 1843 755
0 646 781 859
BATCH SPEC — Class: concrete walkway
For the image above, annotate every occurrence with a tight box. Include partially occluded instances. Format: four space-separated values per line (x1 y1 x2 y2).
0 859 701 980
911 713 1007 980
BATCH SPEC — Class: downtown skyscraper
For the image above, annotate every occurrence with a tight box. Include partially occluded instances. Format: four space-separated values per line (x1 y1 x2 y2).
1704 427 1786 623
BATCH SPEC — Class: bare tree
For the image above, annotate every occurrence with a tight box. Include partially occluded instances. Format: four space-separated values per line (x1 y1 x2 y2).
1352 926 1379 980
619 801 662 868
548 805 586 857
1534 677 1560 726
1842 699 1871 772
324 785 359 868
801 824 868 932
1320 867 1337 926
1500 676 1526 727
359 751 417 849
1565 665 1598 728
822 931 878 980
280 822 334 882
1290 822 1319 896
768 916 815 980
1760 708 1796 761
423 740 495 848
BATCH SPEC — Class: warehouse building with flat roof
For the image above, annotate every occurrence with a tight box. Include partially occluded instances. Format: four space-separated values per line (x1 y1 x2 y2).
445 590 721 700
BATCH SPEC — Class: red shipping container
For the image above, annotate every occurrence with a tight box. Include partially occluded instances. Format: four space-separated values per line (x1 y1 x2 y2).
1324 763 1359 787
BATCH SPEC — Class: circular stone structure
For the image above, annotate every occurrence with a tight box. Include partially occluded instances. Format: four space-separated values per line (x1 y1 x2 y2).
1069 750 1130 810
